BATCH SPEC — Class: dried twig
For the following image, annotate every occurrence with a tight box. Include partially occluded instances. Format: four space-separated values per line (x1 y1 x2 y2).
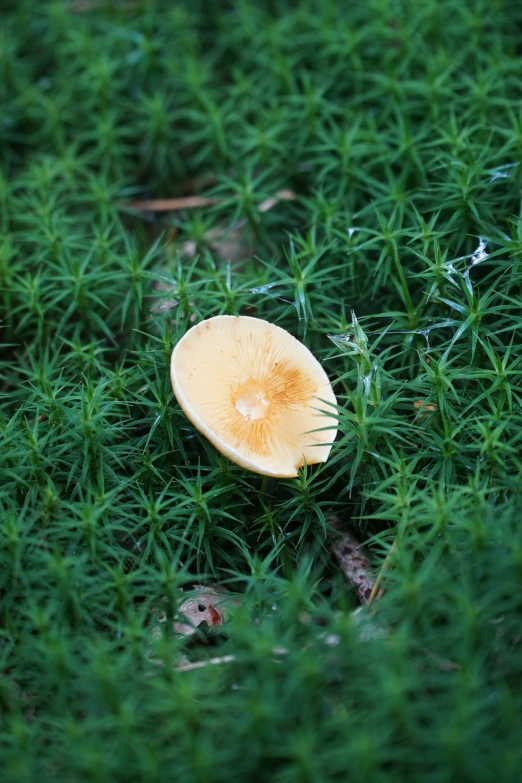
175 647 289 672
175 654 237 672
124 188 295 214
125 196 221 212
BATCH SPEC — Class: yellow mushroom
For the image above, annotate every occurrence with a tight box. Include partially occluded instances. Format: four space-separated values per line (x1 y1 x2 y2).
171 315 337 477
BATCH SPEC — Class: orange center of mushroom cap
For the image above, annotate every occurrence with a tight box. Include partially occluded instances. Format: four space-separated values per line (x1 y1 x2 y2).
233 378 270 421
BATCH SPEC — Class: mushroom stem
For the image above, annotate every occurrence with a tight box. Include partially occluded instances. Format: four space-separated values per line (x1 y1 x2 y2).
261 476 274 495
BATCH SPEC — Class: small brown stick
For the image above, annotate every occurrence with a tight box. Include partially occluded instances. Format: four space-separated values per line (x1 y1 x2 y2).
125 196 221 212
175 654 237 672
174 646 289 672
367 538 397 606
124 189 295 213
329 521 375 605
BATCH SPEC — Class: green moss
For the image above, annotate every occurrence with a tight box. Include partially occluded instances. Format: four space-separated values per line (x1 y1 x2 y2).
1 1 521 780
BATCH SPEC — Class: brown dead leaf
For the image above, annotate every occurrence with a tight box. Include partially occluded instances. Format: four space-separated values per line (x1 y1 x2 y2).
328 515 375 605
150 585 242 641
179 227 253 264
208 228 253 264
209 189 294 263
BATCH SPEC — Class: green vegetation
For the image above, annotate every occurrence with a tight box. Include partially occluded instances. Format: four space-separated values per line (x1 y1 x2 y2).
1 1 522 780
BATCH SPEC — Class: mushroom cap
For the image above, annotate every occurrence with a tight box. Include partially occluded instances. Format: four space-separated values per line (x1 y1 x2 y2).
171 315 337 477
